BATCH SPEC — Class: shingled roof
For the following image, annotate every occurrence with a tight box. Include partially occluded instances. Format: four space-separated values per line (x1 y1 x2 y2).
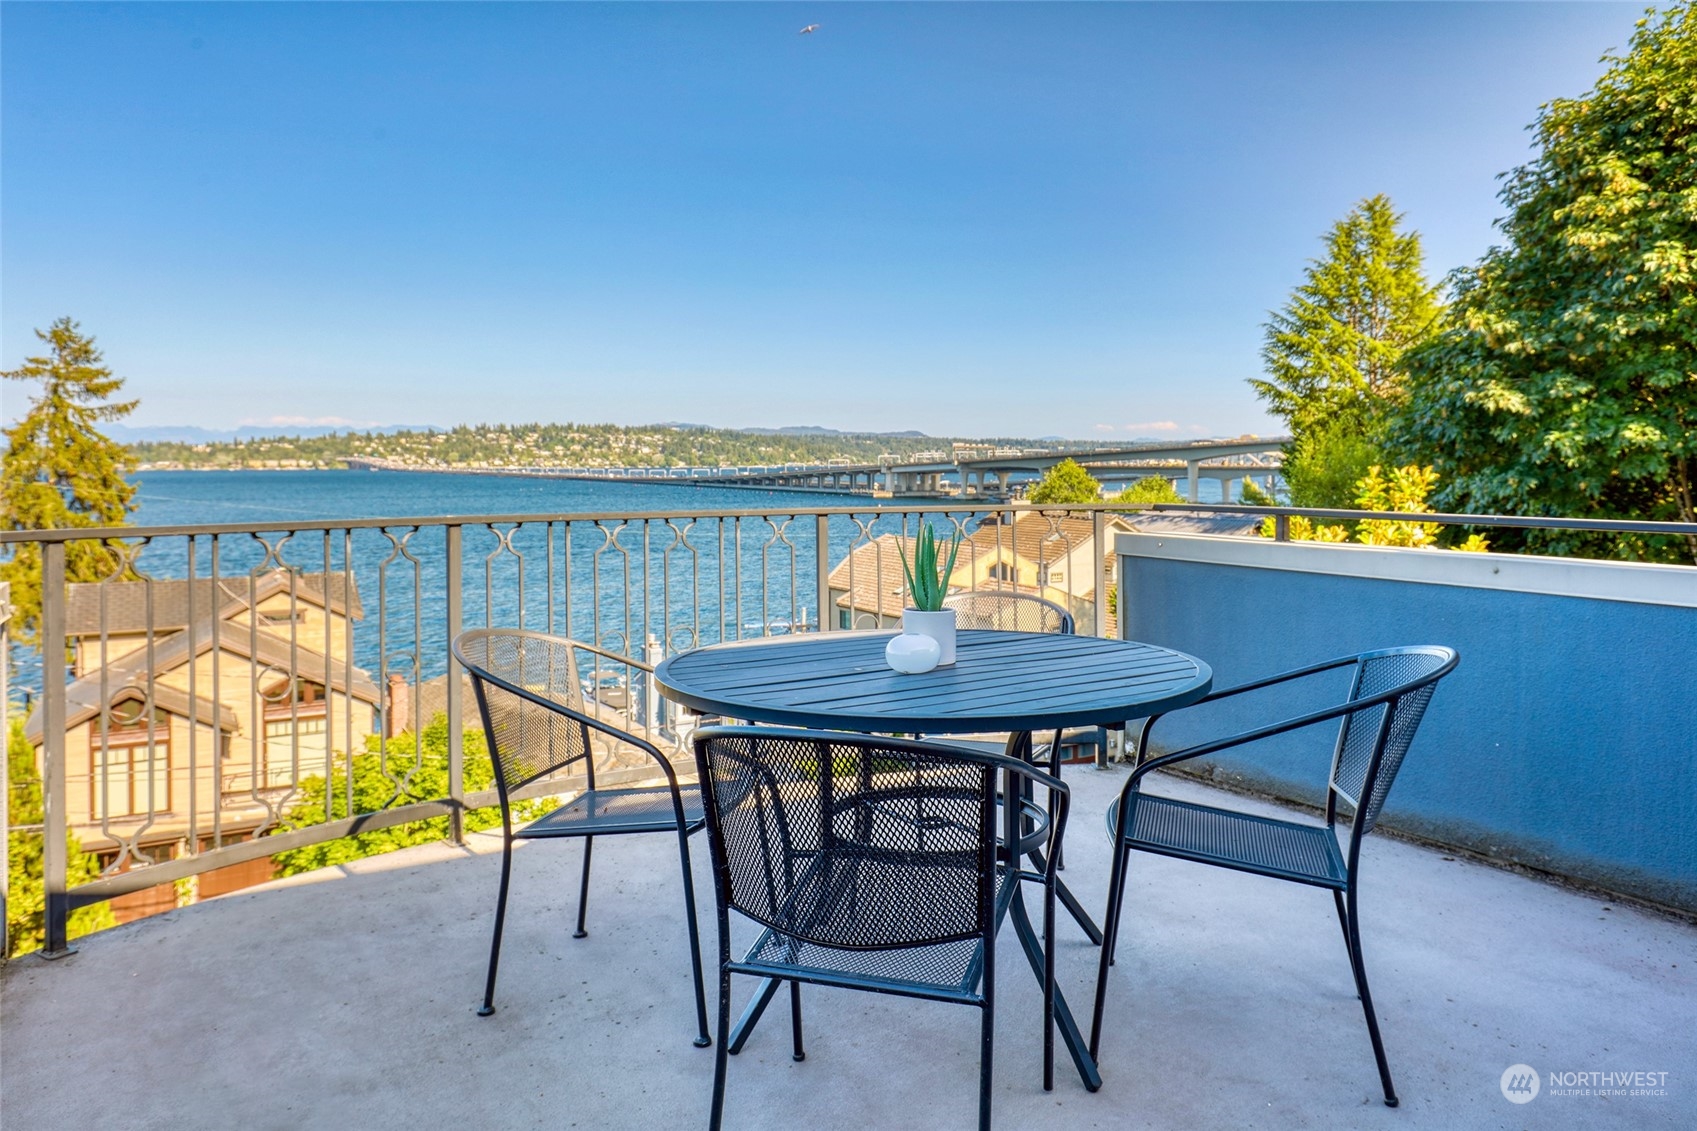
962 513 1134 567
27 614 380 743
826 534 918 621
65 570 364 637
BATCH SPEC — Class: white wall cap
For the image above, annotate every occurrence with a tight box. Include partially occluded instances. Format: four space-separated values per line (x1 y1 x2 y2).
1115 531 1697 610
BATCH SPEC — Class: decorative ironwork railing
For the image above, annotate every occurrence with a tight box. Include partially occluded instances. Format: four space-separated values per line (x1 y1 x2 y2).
5 499 1692 958
1 502 1135 956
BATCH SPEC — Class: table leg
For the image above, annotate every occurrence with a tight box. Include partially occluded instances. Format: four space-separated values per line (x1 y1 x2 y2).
1001 731 1103 1093
1002 733 1103 944
1008 881 1103 1092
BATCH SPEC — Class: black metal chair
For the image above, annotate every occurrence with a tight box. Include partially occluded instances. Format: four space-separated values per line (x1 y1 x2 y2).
943 590 1103 767
693 726 1068 1131
944 589 1076 635
452 628 711 1046
943 590 1102 933
1088 645 1459 1107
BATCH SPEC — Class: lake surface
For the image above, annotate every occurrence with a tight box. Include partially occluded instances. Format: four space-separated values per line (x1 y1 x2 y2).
13 468 1211 697
14 471 1023 696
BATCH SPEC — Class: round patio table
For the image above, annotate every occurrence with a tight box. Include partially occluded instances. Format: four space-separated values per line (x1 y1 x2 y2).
654 628 1213 1092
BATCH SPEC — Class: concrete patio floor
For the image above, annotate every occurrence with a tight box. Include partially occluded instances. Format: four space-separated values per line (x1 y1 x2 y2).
3 766 1692 1130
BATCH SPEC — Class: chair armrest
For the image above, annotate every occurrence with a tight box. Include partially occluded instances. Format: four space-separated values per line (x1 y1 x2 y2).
1129 680 1409 785
475 669 690 791
1130 654 1361 767
566 638 655 674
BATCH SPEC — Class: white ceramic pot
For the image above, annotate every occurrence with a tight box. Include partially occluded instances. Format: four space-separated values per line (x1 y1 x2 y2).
902 608 957 666
884 632 942 674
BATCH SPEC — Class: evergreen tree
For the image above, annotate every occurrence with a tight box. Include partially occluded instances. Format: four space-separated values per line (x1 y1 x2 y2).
1026 458 1102 504
0 318 138 642
1389 4 1697 563
1251 195 1443 451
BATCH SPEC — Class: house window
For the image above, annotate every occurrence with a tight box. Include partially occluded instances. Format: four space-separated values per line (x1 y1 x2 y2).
987 562 1015 582
262 679 330 788
91 703 171 820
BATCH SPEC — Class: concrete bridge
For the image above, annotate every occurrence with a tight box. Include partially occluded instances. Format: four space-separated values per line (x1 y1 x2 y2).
346 437 1287 501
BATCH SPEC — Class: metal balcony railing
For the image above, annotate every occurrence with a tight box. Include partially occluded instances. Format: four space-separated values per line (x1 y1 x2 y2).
4 499 1692 959
1 502 1140 956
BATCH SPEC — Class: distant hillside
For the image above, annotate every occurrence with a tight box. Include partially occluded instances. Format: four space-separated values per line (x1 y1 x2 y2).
109 423 431 444
127 422 1069 471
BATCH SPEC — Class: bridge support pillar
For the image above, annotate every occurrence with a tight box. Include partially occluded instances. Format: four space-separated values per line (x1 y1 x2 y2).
1186 460 1201 503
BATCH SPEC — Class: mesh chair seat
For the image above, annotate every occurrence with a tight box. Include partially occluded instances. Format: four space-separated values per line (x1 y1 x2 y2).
1107 794 1347 889
517 784 705 839
734 869 1016 1002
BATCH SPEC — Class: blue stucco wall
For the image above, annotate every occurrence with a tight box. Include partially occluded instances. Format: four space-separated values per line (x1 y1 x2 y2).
1119 552 1697 911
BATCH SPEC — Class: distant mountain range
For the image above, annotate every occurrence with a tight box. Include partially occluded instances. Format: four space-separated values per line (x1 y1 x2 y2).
108 423 432 443
655 423 930 438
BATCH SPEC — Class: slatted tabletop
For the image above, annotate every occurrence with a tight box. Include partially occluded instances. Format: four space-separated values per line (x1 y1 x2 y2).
654 629 1213 734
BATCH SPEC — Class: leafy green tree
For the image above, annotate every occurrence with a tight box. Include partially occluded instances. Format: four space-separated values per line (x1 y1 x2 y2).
1280 418 1384 510
1026 459 1101 504
6 719 114 956
1259 464 1489 552
1389 4 1697 563
1237 477 1278 507
1 319 138 643
1110 476 1184 505
1253 195 1442 438
271 715 543 875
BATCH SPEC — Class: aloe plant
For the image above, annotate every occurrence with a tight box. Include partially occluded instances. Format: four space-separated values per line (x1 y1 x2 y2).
898 522 963 612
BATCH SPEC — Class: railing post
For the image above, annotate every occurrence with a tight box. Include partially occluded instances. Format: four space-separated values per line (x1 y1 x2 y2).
815 515 832 633
1092 510 1108 638
1274 514 1291 542
41 542 74 957
444 525 465 847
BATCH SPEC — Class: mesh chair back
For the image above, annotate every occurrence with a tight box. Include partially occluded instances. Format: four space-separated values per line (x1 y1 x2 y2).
695 729 1000 951
454 630 591 798
1329 647 1457 833
943 591 1075 634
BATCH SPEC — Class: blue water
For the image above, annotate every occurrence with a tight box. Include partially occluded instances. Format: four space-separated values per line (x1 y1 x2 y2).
15 468 1240 700
128 468 844 528
12 471 1000 699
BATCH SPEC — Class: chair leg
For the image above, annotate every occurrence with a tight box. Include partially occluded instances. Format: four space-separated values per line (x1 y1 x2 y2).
1332 890 1361 998
676 827 713 1048
709 964 733 1131
1089 842 1130 1059
1343 886 1399 1107
478 835 515 1017
573 835 594 938
789 981 806 1062
979 964 995 1131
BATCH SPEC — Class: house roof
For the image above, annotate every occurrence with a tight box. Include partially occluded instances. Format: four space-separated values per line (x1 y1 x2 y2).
1124 510 1265 536
66 570 364 638
27 613 380 743
962 512 1134 568
826 534 918 620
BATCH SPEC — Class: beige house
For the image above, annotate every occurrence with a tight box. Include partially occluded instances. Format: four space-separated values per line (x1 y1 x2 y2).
826 516 1130 633
948 512 1133 625
26 570 381 917
826 534 918 629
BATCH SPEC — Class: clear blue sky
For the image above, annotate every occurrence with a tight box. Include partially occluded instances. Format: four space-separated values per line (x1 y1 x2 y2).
1 2 1638 440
